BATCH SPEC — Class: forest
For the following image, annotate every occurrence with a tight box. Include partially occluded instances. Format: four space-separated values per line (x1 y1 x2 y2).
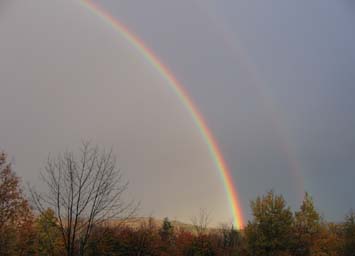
1 145 355 256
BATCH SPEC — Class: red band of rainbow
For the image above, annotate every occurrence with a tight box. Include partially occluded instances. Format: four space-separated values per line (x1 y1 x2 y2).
80 0 244 229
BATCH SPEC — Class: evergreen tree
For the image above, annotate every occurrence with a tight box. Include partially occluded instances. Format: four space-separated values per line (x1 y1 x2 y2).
293 192 321 256
245 190 294 256
159 217 175 254
160 217 174 243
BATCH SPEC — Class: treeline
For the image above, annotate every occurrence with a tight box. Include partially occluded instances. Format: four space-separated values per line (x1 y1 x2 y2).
1 149 355 256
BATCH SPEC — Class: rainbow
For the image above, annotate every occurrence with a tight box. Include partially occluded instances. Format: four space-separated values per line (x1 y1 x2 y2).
80 0 244 229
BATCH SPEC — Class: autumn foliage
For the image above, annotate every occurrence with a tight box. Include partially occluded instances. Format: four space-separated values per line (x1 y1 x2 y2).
1 150 355 255
0 152 34 255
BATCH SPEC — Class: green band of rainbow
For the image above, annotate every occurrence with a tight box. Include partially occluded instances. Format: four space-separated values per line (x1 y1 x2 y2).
80 0 244 229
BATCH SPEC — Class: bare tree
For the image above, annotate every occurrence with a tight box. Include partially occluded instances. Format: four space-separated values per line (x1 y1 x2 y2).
30 142 136 256
191 208 211 235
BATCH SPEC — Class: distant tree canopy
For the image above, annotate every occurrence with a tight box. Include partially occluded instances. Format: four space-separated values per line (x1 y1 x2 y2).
0 148 354 256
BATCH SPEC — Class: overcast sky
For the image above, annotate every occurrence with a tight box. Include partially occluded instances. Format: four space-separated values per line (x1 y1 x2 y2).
1 0 355 224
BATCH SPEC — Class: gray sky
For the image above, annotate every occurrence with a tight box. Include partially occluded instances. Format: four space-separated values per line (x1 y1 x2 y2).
1 0 355 224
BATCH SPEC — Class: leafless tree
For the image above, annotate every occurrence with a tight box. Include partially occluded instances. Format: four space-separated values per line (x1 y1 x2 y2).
30 142 136 256
191 208 211 235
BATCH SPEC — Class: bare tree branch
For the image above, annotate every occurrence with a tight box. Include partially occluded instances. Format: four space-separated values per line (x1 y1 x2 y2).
191 208 211 235
30 142 136 256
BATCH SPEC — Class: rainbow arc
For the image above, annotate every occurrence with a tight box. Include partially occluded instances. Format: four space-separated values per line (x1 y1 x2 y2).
80 0 244 229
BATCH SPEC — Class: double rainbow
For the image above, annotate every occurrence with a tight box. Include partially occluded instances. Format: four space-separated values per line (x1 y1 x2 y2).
80 0 244 229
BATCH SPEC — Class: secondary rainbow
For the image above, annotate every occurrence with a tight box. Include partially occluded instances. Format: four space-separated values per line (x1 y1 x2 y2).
80 0 244 229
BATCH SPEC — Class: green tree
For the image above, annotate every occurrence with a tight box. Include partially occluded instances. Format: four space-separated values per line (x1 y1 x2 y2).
187 234 217 256
159 217 174 243
218 224 244 255
245 190 294 256
293 192 321 256
35 208 63 256
159 217 175 254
